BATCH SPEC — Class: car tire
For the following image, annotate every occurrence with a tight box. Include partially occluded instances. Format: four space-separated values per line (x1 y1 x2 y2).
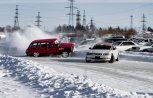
62 51 69 58
142 49 149 52
85 57 91 63
116 55 119 61
109 55 115 63
33 52 39 57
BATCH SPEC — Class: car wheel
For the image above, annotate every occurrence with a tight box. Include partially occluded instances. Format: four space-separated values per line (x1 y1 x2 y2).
142 49 149 52
62 51 69 58
116 55 119 61
33 52 39 57
85 57 91 63
109 55 115 63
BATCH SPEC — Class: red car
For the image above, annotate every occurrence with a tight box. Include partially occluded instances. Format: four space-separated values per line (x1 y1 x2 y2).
26 38 74 57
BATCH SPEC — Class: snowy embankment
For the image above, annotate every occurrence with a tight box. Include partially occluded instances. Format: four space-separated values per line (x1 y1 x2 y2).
0 55 143 98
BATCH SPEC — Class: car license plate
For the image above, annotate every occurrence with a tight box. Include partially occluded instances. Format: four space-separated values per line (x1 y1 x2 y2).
95 56 100 59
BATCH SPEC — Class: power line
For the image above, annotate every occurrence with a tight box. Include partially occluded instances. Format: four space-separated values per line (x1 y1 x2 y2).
65 0 77 26
14 5 20 29
76 10 81 26
141 13 147 32
35 12 42 27
130 15 133 29
83 10 86 27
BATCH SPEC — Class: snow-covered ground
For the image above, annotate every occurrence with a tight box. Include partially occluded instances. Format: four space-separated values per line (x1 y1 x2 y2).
0 26 153 97
1 54 152 98
0 50 153 97
0 66 40 98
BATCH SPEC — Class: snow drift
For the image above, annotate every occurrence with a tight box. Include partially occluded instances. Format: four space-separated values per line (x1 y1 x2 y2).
0 55 149 98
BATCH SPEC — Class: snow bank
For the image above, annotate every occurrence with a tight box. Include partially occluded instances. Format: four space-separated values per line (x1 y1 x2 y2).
0 55 143 98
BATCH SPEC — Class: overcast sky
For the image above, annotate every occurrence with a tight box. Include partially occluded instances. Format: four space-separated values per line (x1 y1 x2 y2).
0 0 152 31
0 0 153 4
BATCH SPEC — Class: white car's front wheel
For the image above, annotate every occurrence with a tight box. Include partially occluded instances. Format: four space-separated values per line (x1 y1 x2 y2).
116 55 119 61
85 57 91 63
109 55 115 63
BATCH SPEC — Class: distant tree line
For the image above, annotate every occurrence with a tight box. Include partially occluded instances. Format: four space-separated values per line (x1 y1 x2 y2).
55 24 139 38
97 27 137 38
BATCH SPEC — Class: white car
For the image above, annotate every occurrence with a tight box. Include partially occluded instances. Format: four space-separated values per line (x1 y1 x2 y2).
128 42 153 52
113 41 138 51
86 43 119 63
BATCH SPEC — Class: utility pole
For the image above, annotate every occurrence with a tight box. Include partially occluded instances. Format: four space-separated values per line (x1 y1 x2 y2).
35 12 42 27
76 10 81 26
83 10 86 27
89 17 96 37
14 5 20 30
66 0 77 26
141 13 147 33
90 17 94 30
130 15 133 29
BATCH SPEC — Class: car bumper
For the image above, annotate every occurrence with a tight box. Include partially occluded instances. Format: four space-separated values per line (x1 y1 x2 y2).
86 55 111 61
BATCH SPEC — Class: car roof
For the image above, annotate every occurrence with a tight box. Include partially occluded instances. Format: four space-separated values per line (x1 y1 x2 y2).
32 38 58 43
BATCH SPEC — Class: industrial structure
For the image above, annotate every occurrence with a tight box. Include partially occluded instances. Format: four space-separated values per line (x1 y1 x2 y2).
13 5 20 30
35 12 42 27
66 0 77 26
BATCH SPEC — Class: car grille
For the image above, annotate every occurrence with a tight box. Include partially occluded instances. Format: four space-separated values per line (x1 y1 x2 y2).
91 53 102 55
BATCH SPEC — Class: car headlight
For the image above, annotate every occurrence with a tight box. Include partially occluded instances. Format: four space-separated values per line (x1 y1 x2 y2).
103 53 110 55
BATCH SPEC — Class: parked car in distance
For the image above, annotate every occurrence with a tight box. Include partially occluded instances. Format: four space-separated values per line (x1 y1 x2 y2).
104 37 127 43
113 41 138 51
128 42 153 52
139 45 153 52
86 43 119 63
26 38 74 57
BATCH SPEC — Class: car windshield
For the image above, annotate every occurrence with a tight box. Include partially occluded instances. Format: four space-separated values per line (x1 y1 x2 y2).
93 45 111 50
104 38 127 43
113 42 122 46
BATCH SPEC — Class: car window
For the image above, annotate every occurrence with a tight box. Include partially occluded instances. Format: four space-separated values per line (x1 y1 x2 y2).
29 43 37 48
121 42 135 46
93 45 111 50
47 43 53 48
39 43 47 48
113 42 122 46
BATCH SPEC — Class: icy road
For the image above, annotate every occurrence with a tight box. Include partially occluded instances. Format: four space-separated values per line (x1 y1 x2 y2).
21 54 153 95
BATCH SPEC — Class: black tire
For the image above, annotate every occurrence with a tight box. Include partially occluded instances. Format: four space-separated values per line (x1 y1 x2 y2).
116 55 119 61
85 57 91 63
109 55 115 63
142 49 149 52
33 52 39 57
62 51 69 58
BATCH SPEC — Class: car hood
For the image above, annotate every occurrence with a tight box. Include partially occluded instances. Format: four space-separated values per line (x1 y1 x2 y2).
89 49 111 53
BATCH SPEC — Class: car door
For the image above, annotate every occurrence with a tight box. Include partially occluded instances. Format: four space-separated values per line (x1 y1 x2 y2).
27 43 39 54
120 42 136 50
38 42 47 54
46 42 59 54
